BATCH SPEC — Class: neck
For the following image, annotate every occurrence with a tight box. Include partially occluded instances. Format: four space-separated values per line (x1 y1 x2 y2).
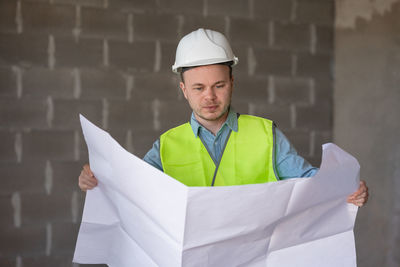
195 111 229 136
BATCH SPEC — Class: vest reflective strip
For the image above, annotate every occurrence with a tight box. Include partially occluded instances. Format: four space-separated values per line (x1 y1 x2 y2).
160 115 278 186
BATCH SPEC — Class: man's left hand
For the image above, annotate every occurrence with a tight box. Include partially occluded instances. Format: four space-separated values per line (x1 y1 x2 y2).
347 180 369 207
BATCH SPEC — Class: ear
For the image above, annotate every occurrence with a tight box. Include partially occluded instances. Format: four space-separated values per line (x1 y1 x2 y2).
230 75 234 92
180 82 188 99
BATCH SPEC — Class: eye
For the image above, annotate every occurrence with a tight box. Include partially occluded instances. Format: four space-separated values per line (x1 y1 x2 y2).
216 83 225 89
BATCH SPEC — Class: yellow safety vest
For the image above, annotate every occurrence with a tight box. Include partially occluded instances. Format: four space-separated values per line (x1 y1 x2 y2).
160 115 278 186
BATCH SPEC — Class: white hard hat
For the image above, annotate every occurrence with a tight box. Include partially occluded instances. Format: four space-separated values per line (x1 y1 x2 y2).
172 28 239 73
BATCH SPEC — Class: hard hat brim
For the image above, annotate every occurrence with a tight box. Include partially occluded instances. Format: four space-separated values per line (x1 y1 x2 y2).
172 56 239 74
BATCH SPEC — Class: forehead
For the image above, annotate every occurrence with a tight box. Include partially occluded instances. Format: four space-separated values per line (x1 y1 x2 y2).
182 64 230 83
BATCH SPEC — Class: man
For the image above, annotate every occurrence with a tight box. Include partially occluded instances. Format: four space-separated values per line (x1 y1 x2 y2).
79 28 368 206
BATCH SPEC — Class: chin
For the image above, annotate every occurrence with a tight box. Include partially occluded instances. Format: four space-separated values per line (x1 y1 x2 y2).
205 113 224 121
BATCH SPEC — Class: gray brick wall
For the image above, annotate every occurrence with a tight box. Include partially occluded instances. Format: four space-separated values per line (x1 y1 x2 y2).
0 0 333 266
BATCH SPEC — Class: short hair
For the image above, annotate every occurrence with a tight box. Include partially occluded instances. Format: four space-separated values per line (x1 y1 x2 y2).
180 61 234 83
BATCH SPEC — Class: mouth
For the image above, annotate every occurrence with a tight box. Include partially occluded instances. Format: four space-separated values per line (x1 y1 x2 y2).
203 105 219 111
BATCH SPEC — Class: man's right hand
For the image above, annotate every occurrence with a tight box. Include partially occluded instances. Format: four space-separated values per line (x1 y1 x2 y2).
78 164 98 192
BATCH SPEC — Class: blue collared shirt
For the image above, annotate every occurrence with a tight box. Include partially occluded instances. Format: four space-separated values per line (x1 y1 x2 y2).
143 110 318 180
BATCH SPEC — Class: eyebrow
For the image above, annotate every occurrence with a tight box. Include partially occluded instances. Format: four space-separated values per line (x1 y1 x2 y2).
190 80 226 87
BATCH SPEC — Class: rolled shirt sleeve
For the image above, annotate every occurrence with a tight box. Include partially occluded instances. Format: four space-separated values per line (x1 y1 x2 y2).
143 139 163 172
274 128 318 179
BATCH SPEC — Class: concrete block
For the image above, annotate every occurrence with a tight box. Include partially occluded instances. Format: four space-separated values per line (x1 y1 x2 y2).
53 0 104 6
130 128 161 158
0 194 14 227
81 69 126 99
158 0 203 14
208 0 250 18
81 7 127 39
22 0 48 2
107 99 154 131
0 0 335 262
0 131 16 161
0 225 46 257
230 98 250 115
249 102 292 130
55 37 103 68
133 14 179 41
22 130 75 160
77 131 89 161
160 41 178 73
229 43 248 74
254 48 292 75
314 78 332 105
21 2 75 34
0 1 17 33
274 76 311 104
108 40 155 71
0 257 16 267
0 67 16 97
53 99 103 129
296 0 334 25
52 222 80 251
274 22 310 52
316 25 333 54
0 97 48 129
23 68 74 98
21 191 73 224
157 99 192 131
133 73 180 101
230 18 269 45
295 104 332 131
22 253 76 267
181 15 226 38
0 33 48 66
233 74 269 102
108 129 127 148
0 162 46 194
254 0 292 20
283 129 311 157
108 0 156 11
297 52 332 79
313 130 332 160
52 161 86 192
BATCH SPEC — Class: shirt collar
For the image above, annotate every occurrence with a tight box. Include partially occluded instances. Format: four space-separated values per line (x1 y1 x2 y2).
190 108 239 138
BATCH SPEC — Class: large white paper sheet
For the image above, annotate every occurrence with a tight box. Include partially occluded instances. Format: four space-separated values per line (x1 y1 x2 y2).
73 115 360 267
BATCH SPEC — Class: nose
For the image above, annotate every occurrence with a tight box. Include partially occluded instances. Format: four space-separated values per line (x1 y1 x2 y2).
204 87 216 101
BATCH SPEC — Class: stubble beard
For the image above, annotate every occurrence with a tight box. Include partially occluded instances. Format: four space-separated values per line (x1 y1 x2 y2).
196 103 231 123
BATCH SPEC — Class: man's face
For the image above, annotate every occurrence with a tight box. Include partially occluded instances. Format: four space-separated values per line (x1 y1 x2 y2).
180 64 233 124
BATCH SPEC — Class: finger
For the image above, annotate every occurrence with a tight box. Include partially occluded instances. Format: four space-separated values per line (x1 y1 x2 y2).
83 183 96 190
83 164 94 177
355 182 366 194
78 180 87 192
80 180 97 191
359 180 368 192
357 197 367 206
349 181 368 199
354 192 368 200
78 170 98 191
347 192 358 201
350 195 368 207
347 193 356 200
81 175 98 187
79 169 98 183
86 178 98 188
